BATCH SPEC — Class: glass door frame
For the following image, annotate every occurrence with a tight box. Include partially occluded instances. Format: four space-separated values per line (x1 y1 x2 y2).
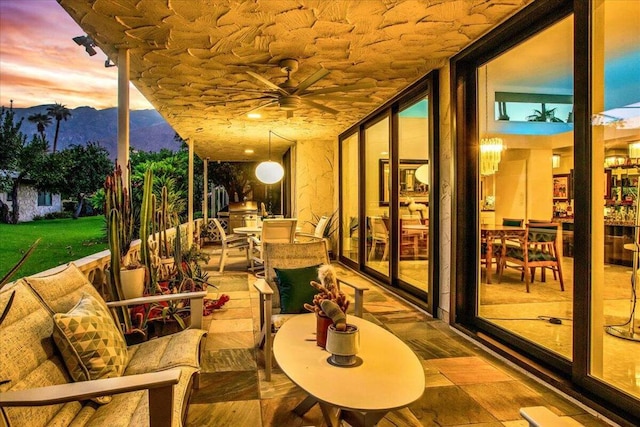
338 71 440 314
451 0 640 422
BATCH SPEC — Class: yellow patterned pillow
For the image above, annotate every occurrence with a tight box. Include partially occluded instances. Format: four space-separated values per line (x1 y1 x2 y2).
52 293 128 396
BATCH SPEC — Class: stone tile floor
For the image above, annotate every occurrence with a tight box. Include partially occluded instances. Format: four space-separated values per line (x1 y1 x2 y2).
187 253 615 427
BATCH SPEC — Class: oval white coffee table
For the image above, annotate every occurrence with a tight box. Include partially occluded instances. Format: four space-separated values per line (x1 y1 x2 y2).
273 313 424 427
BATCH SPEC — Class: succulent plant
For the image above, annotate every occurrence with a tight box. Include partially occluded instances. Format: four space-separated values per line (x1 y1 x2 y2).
303 265 349 329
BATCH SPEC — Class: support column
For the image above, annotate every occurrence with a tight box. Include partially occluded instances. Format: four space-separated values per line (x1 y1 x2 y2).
117 49 130 182
203 158 209 225
188 139 194 247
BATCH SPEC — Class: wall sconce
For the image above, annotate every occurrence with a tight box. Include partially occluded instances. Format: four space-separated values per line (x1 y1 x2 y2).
552 154 561 169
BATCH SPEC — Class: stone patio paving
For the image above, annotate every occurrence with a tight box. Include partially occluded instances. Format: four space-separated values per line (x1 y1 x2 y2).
186 249 613 427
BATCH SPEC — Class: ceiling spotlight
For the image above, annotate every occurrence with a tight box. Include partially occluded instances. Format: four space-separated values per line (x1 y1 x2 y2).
72 35 97 56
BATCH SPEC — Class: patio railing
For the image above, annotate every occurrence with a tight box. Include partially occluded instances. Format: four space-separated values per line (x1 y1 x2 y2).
27 219 204 300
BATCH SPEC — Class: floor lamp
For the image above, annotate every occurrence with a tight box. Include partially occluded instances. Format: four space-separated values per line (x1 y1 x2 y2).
606 177 640 342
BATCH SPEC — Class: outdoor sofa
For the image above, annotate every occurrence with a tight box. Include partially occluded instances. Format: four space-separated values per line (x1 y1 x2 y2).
0 263 206 427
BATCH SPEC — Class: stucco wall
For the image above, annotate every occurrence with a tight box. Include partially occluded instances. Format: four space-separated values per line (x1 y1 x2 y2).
438 64 453 323
0 184 62 222
294 136 335 247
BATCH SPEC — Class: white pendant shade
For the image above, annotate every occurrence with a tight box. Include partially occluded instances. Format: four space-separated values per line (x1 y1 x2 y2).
415 164 429 184
256 161 284 184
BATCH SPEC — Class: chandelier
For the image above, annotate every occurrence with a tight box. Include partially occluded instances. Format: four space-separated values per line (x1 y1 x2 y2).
479 65 504 176
480 137 504 176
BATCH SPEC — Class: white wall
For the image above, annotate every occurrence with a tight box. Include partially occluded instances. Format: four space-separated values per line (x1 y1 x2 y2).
1 184 62 222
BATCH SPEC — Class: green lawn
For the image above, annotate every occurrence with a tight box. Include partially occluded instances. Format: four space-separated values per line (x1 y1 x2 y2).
0 216 108 280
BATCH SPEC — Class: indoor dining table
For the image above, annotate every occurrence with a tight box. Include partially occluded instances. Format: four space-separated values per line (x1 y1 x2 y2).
481 224 526 284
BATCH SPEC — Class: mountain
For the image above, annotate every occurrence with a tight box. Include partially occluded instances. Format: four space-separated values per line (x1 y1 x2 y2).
10 105 181 158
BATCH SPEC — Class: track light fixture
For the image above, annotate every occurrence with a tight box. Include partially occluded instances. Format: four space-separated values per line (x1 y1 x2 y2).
72 35 97 56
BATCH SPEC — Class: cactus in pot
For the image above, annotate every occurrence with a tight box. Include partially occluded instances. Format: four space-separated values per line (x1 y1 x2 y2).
303 265 350 346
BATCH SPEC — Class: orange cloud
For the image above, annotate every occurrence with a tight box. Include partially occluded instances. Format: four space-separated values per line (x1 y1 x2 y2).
0 1 152 110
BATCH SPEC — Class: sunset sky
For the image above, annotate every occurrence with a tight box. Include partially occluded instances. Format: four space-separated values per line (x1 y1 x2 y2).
0 0 152 110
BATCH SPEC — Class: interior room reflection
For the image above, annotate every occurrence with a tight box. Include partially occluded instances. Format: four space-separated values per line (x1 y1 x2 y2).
476 11 639 400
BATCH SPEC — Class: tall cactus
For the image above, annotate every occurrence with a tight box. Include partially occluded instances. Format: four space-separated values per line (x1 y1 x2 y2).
108 208 132 332
104 163 134 263
160 185 170 258
139 168 155 295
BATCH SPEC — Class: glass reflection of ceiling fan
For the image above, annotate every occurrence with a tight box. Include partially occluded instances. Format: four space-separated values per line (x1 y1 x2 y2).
208 58 375 118
592 102 640 129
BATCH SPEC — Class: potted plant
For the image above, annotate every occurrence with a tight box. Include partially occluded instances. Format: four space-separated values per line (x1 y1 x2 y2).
105 165 156 343
147 224 222 337
303 264 350 347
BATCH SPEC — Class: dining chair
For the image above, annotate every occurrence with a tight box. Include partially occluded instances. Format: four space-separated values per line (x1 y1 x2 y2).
368 216 389 261
253 240 369 381
481 218 524 275
212 218 250 272
498 222 565 293
295 215 330 242
249 218 298 272
401 214 425 257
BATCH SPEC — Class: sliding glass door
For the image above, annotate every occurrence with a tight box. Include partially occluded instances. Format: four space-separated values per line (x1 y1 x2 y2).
589 0 640 402
364 117 390 278
476 14 575 360
397 98 430 294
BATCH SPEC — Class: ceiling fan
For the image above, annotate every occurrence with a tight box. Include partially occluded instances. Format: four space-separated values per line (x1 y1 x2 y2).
209 58 374 118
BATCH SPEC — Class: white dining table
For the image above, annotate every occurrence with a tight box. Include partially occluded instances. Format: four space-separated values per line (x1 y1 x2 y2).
233 225 302 235
232 226 262 235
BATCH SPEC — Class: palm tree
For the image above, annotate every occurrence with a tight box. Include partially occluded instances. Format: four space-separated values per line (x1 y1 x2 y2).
46 103 72 153
27 113 52 140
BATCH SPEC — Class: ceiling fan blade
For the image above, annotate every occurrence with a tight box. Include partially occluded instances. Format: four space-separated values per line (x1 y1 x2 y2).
247 71 289 96
241 100 279 116
301 94 372 103
204 96 275 105
212 86 272 94
293 68 330 94
302 81 375 96
301 99 338 115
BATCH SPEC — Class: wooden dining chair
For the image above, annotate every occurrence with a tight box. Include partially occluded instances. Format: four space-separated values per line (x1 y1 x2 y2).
481 218 524 274
498 222 564 293
368 216 389 261
401 215 425 257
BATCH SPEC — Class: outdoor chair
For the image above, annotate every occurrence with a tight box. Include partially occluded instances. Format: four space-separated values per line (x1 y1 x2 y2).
212 218 250 272
253 240 369 381
295 215 330 242
249 218 298 273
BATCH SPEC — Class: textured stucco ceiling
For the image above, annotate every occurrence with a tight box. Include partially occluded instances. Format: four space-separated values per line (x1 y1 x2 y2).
58 0 532 161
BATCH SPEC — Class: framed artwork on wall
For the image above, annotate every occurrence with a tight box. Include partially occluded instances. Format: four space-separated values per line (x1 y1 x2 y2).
553 174 570 200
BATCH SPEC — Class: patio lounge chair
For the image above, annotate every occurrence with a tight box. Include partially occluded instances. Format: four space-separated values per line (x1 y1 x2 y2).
253 240 369 381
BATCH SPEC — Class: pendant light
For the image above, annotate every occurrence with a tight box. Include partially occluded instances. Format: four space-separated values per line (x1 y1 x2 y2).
255 130 285 184
480 65 505 176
